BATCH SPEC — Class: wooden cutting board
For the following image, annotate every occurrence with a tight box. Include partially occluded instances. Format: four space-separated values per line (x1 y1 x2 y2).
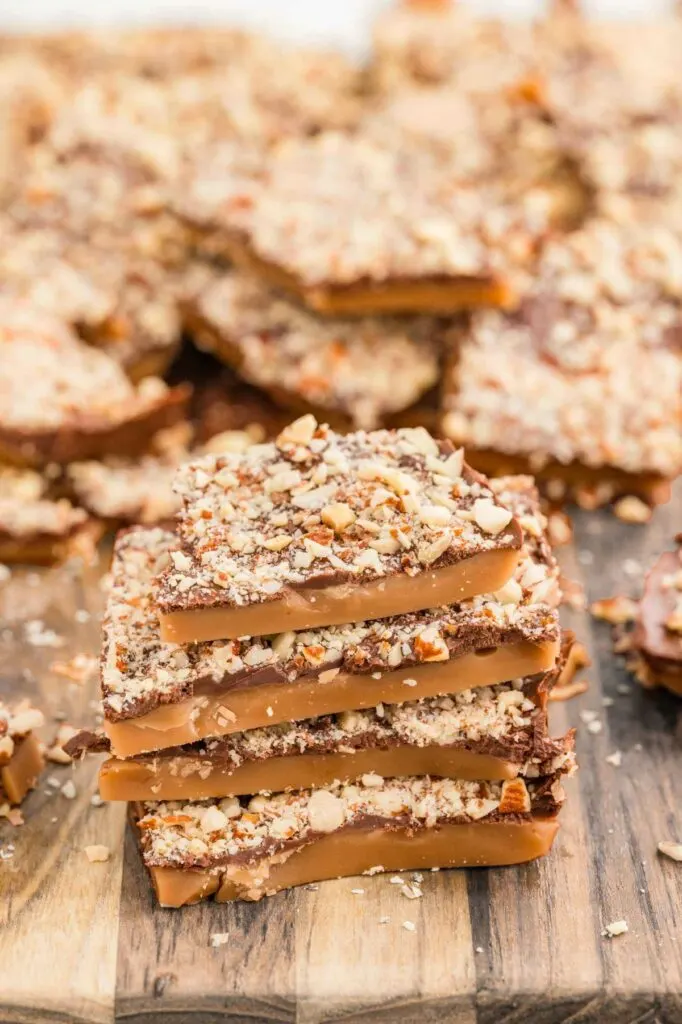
1 484 681 1024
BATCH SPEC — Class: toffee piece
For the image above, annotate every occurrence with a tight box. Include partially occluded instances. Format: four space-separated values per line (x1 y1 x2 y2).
634 541 682 697
157 420 524 643
175 133 546 316
183 269 441 430
133 771 571 905
442 219 682 506
0 466 100 565
101 473 558 757
91 666 573 801
0 701 45 807
0 301 190 467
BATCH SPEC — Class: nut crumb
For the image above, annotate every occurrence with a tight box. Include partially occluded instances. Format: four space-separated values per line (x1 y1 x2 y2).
549 679 589 702
658 841 682 862
603 920 628 938
84 845 110 862
210 932 230 947
605 751 622 767
613 497 652 524
402 920 416 932
61 780 77 800
590 596 638 624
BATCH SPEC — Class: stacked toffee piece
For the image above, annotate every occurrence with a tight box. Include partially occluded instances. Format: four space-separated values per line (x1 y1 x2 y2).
79 416 574 905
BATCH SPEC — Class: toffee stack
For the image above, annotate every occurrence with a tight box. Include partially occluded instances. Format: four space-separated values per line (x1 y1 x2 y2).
88 417 574 905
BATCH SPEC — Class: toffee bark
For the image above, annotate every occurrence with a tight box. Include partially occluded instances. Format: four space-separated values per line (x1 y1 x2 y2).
183 270 441 431
0 302 189 468
442 219 682 506
0 466 101 565
174 133 546 316
133 772 571 905
157 419 525 643
0 702 44 807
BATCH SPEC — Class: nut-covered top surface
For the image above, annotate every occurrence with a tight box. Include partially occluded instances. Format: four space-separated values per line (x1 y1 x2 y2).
443 219 682 476
102 474 558 722
178 132 547 288
190 270 441 429
0 466 88 539
0 300 175 438
67 453 181 525
136 772 568 869
157 419 522 616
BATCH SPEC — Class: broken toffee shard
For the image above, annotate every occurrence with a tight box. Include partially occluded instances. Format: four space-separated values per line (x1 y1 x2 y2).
0 300 190 468
173 133 545 316
634 540 682 697
0 466 101 565
442 219 682 507
156 419 525 643
182 268 441 431
0 701 44 806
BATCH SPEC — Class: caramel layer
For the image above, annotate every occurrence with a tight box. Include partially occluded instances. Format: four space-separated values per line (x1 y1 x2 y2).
1 734 44 805
105 638 558 757
159 548 522 644
453 445 671 506
0 384 190 469
0 521 102 566
100 745 521 801
638 655 682 698
147 817 559 906
224 235 516 317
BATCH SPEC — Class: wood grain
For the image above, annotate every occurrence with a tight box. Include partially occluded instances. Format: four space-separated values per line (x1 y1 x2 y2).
0 556 125 1024
2 485 682 1023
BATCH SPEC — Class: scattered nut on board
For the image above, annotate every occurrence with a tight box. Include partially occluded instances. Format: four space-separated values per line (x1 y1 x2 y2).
603 920 628 938
590 596 638 624
84 845 110 863
658 841 682 862
613 497 652 524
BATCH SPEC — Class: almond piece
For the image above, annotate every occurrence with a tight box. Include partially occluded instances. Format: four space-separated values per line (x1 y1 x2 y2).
590 595 638 624
84 845 111 863
321 502 356 532
472 498 512 535
658 840 682 862
308 790 345 833
499 778 531 815
613 496 652 524
277 414 317 447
